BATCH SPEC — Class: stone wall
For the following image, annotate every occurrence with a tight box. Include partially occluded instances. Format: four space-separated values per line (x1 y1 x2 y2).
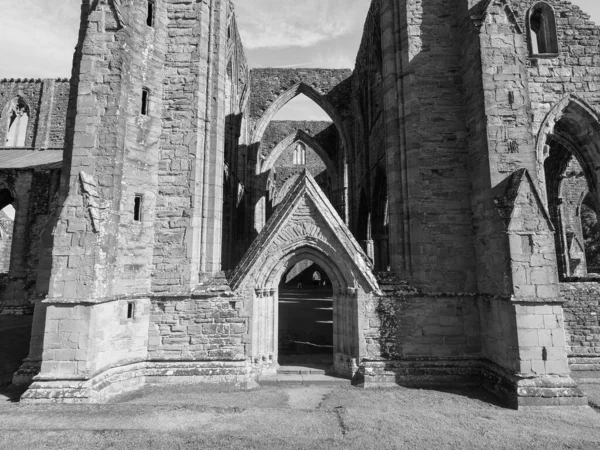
519 0 600 143
0 79 70 149
148 294 247 361
368 293 482 361
561 282 600 370
249 69 353 123
34 298 150 381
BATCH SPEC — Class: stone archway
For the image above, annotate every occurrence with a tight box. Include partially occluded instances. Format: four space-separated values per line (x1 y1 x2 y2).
230 172 380 378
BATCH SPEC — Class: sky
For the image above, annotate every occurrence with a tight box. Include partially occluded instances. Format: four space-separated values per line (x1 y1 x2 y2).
0 0 599 121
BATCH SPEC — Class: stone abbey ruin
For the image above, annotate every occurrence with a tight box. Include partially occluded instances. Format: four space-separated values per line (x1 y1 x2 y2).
1 0 600 407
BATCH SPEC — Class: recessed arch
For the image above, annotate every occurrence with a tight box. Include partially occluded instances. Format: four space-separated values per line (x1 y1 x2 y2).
536 95 600 204
260 129 337 178
263 245 346 293
536 95 600 163
538 96 600 278
251 82 351 164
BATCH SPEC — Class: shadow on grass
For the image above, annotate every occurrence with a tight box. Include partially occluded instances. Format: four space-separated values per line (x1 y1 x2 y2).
402 384 509 408
0 382 28 403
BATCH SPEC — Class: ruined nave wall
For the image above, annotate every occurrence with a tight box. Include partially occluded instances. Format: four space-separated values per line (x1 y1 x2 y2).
562 282 600 370
0 79 70 149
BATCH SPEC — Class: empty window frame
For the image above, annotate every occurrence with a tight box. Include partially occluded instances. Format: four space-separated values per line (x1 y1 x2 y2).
134 195 143 222
529 2 559 56
293 142 306 165
4 97 29 147
147 1 155 27
141 88 150 116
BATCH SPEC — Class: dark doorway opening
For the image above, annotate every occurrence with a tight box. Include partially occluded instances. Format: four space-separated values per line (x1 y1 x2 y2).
278 261 333 369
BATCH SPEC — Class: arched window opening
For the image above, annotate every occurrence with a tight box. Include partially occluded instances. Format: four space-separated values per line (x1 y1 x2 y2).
540 99 600 279
279 259 333 367
266 138 331 222
529 2 559 56
270 93 331 122
4 97 29 147
0 189 15 275
293 142 306 165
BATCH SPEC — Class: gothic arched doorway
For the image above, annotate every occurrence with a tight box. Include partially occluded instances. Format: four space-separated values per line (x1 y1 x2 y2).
230 173 380 378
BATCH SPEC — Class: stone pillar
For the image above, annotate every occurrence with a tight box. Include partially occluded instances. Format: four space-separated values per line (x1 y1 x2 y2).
380 0 408 276
199 0 228 275
250 288 277 373
33 80 55 150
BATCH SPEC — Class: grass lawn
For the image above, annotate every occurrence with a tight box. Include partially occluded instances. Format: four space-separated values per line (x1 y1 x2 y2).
0 384 599 449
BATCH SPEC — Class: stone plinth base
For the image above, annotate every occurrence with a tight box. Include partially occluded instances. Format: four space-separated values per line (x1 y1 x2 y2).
355 359 481 388
569 356 600 372
21 360 254 404
357 359 587 409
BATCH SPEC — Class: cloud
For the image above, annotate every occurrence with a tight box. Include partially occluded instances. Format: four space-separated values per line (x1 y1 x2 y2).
234 0 370 50
0 0 80 78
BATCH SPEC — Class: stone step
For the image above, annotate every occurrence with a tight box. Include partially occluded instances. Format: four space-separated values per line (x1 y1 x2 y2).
277 365 329 375
259 373 350 387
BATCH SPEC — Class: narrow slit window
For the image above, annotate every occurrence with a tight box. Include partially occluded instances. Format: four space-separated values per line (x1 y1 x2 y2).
127 302 135 319
141 89 150 116
134 195 143 222
147 1 155 27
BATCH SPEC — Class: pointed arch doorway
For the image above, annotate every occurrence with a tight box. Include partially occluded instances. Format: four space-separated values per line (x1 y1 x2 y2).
230 173 380 378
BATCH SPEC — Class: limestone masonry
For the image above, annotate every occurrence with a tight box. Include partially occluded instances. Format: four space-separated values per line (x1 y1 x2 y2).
1 0 600 408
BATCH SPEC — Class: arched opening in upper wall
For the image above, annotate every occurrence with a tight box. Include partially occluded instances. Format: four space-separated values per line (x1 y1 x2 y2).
2 97 30 148
252 83 349 149
528 2 559 57
252 82 351 230
538 97 600 279
270 94 332 122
